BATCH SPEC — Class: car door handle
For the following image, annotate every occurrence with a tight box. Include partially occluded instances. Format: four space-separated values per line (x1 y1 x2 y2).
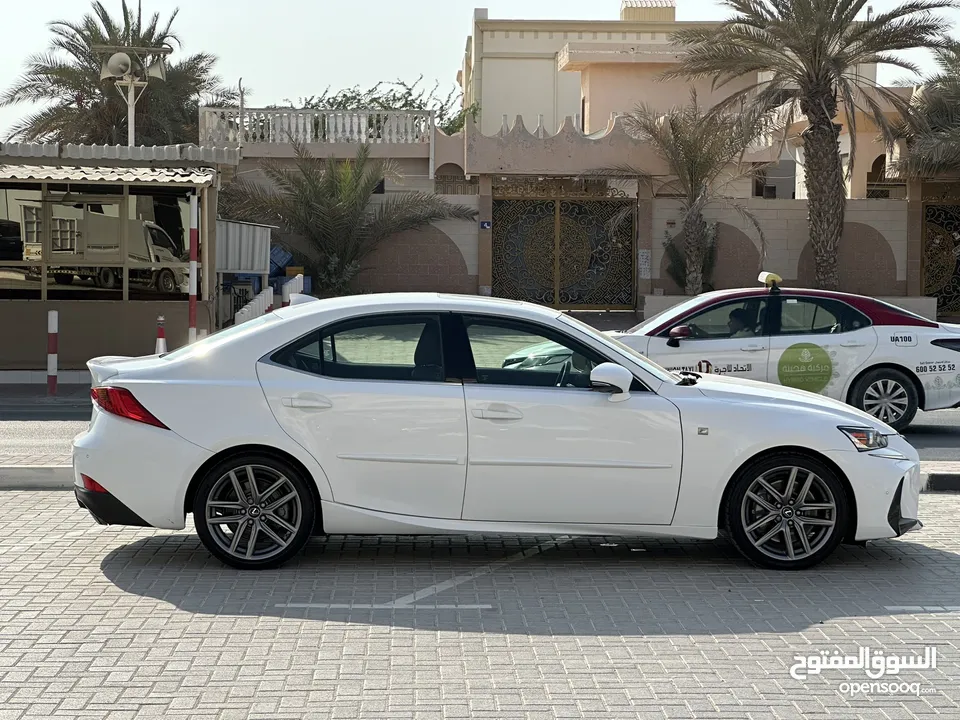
472 406 523 420
282 396 332 409
740 344 767 352
840 341 866 348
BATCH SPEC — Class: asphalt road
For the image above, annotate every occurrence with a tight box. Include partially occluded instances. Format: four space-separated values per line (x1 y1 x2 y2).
2 410 960 462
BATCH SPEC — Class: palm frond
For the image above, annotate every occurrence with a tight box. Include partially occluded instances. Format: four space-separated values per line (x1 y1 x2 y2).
223 144 478 294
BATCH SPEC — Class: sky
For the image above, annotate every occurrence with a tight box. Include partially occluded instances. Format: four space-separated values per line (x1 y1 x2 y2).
1 0 959 140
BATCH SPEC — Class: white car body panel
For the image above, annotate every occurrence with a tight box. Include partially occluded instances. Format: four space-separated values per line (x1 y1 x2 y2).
257 362 469 519
646 335 769 381
461 383 683 524
72 292 925 558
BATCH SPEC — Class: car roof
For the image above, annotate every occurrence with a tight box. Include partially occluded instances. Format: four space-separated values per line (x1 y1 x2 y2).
271 292 564 324
643 285 940 334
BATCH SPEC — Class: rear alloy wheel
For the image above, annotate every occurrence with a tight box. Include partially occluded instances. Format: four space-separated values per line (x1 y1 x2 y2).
726 453 849 570
193 454 315 570
850 368 918 431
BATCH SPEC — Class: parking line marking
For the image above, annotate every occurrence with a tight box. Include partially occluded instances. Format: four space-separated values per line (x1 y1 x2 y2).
275 603 493 610
388 536 572 608
885 606 960 612
275 536 571 612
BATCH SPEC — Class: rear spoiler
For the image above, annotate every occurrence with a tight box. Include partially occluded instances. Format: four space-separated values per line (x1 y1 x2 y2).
288 293 318 306
87 356 131 385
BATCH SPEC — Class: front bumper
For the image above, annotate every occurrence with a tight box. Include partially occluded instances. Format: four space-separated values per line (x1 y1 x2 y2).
887 477 923 536
75 486 151 527
825 435 923 542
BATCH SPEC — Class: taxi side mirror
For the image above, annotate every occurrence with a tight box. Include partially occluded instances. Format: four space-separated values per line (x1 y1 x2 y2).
667 325 692 348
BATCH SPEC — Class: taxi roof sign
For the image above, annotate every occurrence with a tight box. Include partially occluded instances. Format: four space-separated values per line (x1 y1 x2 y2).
758 271 782 293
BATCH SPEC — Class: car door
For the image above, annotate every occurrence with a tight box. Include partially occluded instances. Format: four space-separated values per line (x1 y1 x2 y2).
765 294 878 400
257 312 469 519
645 296 771 381
456 314 683 525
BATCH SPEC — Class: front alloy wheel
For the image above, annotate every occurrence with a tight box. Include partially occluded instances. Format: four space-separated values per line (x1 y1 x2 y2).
851 368 918 431
193 454 315 569
727 454 849 570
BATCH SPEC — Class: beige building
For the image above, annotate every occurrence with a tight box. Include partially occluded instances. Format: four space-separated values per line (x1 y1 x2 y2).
452 0 958 319
198 0 958 324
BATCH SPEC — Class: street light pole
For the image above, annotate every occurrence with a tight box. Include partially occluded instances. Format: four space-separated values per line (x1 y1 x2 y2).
126 80 136 147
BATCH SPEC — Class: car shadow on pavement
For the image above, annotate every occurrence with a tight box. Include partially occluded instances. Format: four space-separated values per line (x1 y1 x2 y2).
99 532 960 636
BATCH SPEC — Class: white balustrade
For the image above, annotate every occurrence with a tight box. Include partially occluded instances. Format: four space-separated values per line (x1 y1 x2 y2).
200 107 434 146
232 275 305 326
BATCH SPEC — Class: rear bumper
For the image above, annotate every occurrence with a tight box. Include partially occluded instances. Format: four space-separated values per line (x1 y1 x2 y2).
72 409 213 530
75 486 151 527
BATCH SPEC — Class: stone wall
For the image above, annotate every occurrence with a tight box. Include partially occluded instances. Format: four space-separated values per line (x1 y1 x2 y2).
356 196 480 296
651 198 909 296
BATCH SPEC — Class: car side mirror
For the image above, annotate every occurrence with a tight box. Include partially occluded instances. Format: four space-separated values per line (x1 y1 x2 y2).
589 363 633 403
667 325 692 348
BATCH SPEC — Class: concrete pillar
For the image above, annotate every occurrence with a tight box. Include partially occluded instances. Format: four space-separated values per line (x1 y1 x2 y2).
478 175 493 295
635 180 655 306
906 179 924 297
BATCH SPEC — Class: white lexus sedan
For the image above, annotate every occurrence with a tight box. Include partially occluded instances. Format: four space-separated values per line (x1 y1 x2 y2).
73 293 924 571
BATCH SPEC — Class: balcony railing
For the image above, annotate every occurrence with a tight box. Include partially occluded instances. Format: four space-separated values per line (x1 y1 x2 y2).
200 107 435 146
867 182 907 199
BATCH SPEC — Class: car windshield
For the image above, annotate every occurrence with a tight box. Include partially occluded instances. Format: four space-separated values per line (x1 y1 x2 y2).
558 313 680 384
624 295 713 334
160 313 280 361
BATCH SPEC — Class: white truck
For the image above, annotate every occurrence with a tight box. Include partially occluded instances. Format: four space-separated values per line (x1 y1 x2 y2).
24 212 186 292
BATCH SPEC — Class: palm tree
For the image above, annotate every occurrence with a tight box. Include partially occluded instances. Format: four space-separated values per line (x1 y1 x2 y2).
892 43 960 178
668 0 957 290
595 92 771 295
220 141 478 295
1 1 235 144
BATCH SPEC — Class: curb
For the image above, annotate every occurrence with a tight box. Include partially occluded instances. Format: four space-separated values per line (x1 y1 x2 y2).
0 465 73 490
924 473 960 493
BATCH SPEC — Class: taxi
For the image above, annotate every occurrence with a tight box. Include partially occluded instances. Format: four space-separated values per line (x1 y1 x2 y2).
507 273 960 430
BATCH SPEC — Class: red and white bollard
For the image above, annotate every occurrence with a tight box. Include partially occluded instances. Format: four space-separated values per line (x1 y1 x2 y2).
47 310 58 397
187 194 199 344
155 316 167 354
267 287 274 312
281 282 291 308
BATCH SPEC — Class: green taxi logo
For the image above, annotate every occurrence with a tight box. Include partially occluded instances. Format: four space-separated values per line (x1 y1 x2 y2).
777 343 833 393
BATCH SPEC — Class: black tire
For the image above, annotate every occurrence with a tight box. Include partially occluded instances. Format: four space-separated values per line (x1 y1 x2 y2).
850 367 918 431
155 268 177 293
53 274 74 285
193 453 316 570
96 267 118 290
726 452 849 570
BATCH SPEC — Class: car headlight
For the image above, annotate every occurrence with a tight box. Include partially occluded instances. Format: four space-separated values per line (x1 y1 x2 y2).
838 426 889 452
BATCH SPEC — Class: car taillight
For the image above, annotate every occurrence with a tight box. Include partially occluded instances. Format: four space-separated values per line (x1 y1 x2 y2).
931 338 960 352
90 387 168 429
81 474 108 493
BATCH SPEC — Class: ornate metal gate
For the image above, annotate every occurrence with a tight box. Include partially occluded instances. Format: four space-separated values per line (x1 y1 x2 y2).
491 180 636 309
923 200 960 316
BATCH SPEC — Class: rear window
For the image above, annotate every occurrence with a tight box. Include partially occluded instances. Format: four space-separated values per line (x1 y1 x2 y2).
160 314 279 361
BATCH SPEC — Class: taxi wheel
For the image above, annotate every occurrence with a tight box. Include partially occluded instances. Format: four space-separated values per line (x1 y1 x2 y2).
850 368 918 431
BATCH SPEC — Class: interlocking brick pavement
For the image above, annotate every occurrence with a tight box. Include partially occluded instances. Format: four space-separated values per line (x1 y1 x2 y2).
0 492 959 719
